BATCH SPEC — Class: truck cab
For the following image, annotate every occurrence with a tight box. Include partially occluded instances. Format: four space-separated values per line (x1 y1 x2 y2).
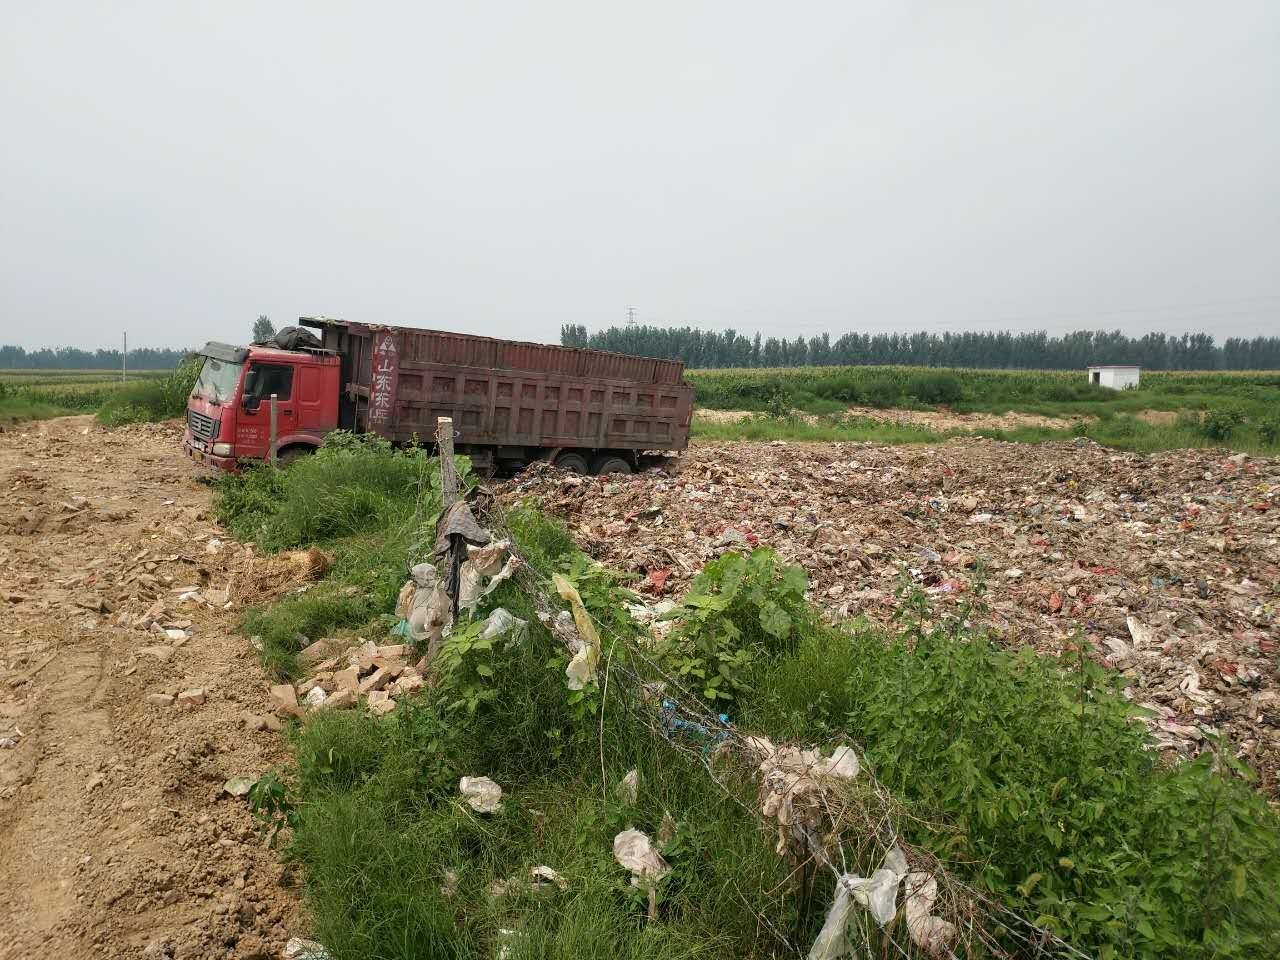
183 341 341 470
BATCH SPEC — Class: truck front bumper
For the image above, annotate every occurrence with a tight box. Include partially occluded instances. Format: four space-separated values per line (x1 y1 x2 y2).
183 435 237 473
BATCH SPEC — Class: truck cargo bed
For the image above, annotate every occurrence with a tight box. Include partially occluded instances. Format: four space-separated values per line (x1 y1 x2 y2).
300 317 693 458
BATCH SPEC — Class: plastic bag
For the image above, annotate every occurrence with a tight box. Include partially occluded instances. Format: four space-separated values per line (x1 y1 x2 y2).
808 845 908 959
554 573 600 689
459 775 502 813
613 829 669 886
904 871 958 956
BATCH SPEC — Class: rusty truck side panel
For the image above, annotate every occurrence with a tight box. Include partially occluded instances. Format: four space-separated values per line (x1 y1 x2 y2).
300 317 693 453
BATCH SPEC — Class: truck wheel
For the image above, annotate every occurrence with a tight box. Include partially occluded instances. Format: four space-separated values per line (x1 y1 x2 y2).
277 446 313 467
591 455 633 476
554 452 589 474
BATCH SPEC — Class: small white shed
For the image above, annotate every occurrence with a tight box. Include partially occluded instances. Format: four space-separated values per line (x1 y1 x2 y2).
1087 365 1140 389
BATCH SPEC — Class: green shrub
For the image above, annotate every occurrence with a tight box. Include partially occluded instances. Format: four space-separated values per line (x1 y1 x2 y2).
746 619 1280 959
863 376 901 408
96 356 200 425
656 548 809 704
1257 415 1280 445
906 371 963 405
1202 405 1246 442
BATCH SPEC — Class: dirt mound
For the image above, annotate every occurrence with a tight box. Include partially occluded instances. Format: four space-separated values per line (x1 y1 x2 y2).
0 417 301 958
501 438 1280 793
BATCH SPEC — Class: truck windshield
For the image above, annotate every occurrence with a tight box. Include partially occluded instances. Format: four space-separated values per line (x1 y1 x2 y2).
194 357 241 404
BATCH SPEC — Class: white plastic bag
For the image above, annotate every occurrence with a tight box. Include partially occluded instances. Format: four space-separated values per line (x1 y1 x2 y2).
613 829 669 886
904 871 958 956
808 845 909 959
459 775 502 813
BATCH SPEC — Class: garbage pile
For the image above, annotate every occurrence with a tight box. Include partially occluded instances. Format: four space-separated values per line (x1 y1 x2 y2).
499 438 1280 790
274 502 525 721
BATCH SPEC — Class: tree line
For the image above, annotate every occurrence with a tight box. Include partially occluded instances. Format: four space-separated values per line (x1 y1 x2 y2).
0 345 190 370
559 325 1280 371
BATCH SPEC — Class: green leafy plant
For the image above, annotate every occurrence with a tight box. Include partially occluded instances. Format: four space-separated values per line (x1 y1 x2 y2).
435 616 505 715
657 548 808 704
1202 404 1246 441
247 770 299 846
1257 414 1280 445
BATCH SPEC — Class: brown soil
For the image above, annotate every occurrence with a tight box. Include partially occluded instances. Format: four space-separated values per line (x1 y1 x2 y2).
0 417 300 959
697 406 1087 432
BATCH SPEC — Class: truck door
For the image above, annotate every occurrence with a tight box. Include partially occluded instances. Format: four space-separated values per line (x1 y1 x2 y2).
294 364 330 432
236 361 296 458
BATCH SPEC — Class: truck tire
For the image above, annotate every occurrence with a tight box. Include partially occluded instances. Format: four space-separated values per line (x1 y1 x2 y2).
591 455 633 476
277 445 314 467
554 452 589 474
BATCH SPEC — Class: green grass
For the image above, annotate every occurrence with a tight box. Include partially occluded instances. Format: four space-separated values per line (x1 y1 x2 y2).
95 356 201 426
0 367 189 424
687 365 1280 454
696 391 1280 455
0 368 169 385
0 395 79 424
215 432 448 677
218 438 1280 959
744 616 1280 958
693 413 951 445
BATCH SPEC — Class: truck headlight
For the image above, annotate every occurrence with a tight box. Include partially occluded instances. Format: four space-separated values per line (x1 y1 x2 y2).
212 442 234 457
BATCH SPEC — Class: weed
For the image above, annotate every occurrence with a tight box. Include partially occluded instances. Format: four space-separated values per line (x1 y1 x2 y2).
1202 405 1247 442
1259 414 1280 445
655 548 809 704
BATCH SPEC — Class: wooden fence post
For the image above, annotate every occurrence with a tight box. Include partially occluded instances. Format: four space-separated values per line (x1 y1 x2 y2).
268 394 279 465
437 416 458 507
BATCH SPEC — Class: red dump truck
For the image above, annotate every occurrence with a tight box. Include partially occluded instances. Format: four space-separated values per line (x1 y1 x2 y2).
183 317 694 474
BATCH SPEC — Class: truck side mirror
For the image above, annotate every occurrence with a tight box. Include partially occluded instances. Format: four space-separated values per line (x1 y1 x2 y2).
243 395 261 413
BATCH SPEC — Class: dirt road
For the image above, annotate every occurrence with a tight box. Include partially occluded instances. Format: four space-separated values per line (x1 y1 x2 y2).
0 417 298 959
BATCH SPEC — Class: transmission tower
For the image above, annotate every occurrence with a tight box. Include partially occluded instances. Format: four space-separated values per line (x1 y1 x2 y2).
626 306 637 327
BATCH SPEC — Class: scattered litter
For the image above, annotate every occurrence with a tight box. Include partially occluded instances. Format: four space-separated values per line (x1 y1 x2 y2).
903 871 959 956
529 865 569 892
748 737 860 857
284 938 332 960
613 828 670 886
223 775 257 798
303 686 328 707
615 769 640 805
459 775 503 813
555 573 601 690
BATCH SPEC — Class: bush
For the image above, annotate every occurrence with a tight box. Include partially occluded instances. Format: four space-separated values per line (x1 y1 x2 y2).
1202 405 1246 442
1257 415 1280 445
864 376 901 408
96 356 200 425
906 371 963 405
746 620 1280 958
656 548 809 704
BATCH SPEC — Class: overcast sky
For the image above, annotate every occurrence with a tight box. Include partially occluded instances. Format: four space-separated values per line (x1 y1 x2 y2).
2 2 1277 350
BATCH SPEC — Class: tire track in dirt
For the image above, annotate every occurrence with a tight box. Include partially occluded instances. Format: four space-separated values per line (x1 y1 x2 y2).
0 417 300 959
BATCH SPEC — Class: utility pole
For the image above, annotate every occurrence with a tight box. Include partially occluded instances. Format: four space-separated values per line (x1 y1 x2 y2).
626 306 637 327
122 331 127 382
